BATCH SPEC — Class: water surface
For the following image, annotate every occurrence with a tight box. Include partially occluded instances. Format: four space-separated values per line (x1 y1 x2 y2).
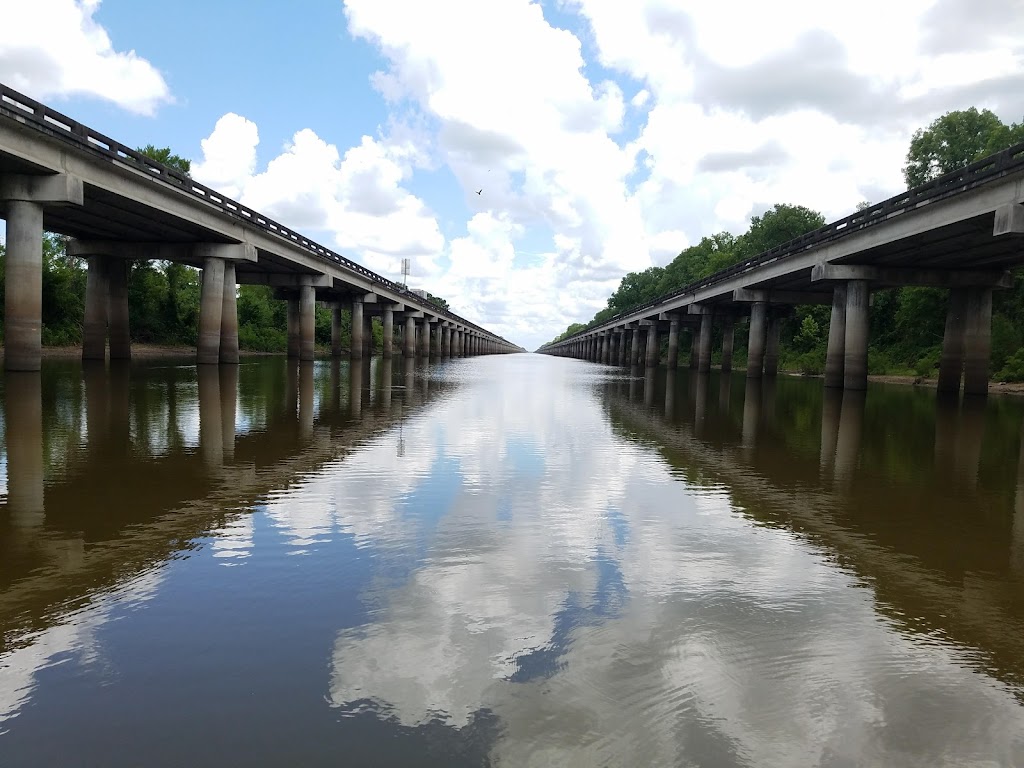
1 355 1023 766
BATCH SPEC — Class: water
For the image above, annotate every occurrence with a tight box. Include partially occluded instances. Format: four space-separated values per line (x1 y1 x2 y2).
1 355 1023 767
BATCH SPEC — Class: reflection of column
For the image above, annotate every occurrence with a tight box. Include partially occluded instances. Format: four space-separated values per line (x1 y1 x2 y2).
694 372 709 437
721 316 735 373
628 365 639 401
108 360 131 452
299 361 315 438
220 364 238 462
764 315 780 377
955 395 986 488
665 368 676 420
329 358 342 413
285 360 298 419
934 396 959 475
1012 423 1024 575
718 373 732 415
84 361 110 449
4 373 44 527
834 390 866 485
403 356 415 408
349 358 364 419
380 357 393 410
644 367 655 408
741 378 761 453
198 364 223 469
819 387 842 474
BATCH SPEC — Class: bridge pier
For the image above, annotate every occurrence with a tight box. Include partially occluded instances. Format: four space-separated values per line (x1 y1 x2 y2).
197 256 225 365
764 314 781 378
220 262 239 364
698 312 713 374
299 284 315 362
747 301 768 378
287 297 300 358
420 320 430 358
331 304 343 358
350 297 364 360
824 285 847 388
404 316 416 358
963 287 993 397
107 259 131 361
844 280 870 391
667 317 680 369
82 256 110 360
689 330 699 369
645 325 659 368
721 316 735 373
618 330 628 366
442 325 451 357
380 307 393 358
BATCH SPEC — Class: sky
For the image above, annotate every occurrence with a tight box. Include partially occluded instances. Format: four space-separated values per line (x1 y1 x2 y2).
0 0 1022 350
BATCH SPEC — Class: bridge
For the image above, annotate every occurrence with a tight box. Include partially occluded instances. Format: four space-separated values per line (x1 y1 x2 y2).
540 143 1024 397
0 83 522 372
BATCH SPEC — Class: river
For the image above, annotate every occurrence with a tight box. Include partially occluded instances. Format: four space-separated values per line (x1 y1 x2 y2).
1 354 1022 766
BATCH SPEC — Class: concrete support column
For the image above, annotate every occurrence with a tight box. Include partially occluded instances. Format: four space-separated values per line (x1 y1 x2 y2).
299 284 315 362
618 332 628 366
844 280 870 391
404 317 416 358
350 298 364 360
698 313 713 374
963 286 993 397
82 255 110 361
937 288 967 395
331 304 343 358
430 323 440 357
599 334 607 364
3 201 44 371
420 322 431 357
645 327 660 368
107 259 131 361
667 317 680 369
197 257 225 365
764 315 780 377
747 302 768 378
442 326 451 357
381 308 394 358
689 331 699 369
220 261 239 364
287 297 300 358
364 315 372 358
721 316 735 373
824 284 847 389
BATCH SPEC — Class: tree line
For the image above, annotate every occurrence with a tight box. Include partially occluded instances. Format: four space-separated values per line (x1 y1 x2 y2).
549 108 1024 381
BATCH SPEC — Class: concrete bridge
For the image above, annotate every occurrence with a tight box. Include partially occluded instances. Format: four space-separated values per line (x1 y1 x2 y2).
540 143 1024 397
0 83 522 372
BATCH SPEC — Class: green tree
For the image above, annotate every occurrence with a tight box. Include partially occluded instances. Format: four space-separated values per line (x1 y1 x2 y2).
903 108 1024 188
735 204 825 259
137 144 192 174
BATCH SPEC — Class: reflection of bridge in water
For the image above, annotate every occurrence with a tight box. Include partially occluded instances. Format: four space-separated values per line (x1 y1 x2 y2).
602 368 1024 695
0 356 451 653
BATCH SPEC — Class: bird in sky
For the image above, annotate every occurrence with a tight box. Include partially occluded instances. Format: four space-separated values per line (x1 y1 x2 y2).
475 189 482 195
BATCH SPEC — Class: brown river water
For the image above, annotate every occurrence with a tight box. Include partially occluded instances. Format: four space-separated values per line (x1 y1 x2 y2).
0 354 1022 767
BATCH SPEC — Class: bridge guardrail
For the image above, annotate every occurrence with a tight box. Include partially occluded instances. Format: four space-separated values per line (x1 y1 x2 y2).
0 84 512 344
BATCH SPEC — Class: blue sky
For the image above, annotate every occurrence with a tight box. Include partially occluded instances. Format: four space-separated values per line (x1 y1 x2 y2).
2 0 1021 349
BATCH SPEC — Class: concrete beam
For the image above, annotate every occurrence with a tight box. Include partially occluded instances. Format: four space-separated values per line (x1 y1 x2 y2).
69 240 257 263
0 173 83 205
994 203 1024 236
733 287 835 305
811 263 1012 289
236 272 331 288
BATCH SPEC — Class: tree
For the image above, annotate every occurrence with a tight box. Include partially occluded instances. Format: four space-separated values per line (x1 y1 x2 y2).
424 292 450 311
735 204 825 259
902 108 1024 188
137 144 192 174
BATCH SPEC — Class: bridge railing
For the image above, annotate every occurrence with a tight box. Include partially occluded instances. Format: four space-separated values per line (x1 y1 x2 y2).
547 139 1024 345
0 84 511 343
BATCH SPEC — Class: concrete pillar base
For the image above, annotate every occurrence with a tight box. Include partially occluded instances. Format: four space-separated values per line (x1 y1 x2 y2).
824 285 847 388
220 261 239 364
197 257 225 365
843 280 870 391
299 284 315 362
747 302 767 379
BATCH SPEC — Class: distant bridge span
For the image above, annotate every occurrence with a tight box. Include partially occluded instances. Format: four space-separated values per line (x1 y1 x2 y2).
0 83 522 371
541 142 1024 396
